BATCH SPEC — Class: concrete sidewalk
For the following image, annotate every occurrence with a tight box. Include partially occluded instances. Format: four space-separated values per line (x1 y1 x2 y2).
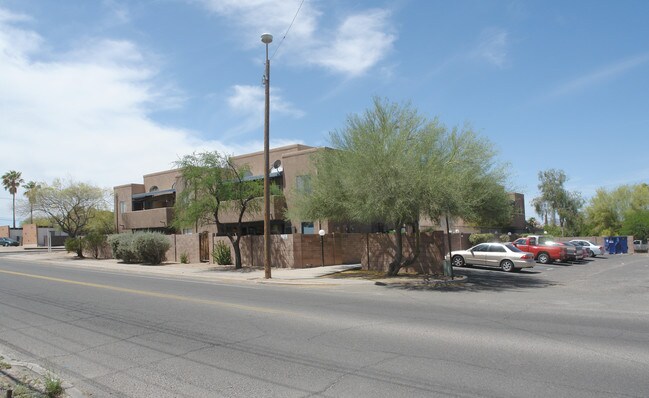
1 249 370 286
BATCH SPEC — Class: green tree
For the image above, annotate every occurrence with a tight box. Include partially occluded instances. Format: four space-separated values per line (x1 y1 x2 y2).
174 151 275 269
620 209 649 242
32 179 110 257
533 169 584 236
22 181 41 225
87 209 116 234
584 184 649 236
290 98 511 276
2 170 24 228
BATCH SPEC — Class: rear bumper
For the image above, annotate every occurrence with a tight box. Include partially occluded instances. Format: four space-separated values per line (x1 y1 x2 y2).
513 259 535 269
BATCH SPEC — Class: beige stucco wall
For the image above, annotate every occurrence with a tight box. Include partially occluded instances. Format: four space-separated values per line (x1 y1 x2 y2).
22 224 38 247
143 169 181 192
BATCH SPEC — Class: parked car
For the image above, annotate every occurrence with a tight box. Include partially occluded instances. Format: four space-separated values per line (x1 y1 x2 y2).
562 241 585 261
447 242 535 272
633 239 648 252
0 237 19 247
569 240 603 257
513 235 568 264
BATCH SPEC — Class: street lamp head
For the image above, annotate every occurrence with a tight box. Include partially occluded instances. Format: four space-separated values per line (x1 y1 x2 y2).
261 33 273 44
319 229 325 236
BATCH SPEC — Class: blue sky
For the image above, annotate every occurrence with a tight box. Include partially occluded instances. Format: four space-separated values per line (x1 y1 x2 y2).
1 0 648 226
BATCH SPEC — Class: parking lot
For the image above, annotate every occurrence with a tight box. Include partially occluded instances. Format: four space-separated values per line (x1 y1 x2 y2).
436 253 649 313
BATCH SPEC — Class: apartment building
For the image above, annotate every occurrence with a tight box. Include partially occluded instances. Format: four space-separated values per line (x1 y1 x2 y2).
114 144 369 235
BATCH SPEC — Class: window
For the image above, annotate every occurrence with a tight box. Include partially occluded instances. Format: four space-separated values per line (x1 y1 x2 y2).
514 238 526 245
489 244 506 253
473 244 489 252
149 186 159 192
301 221 314 234
119 201 126 214
296 175 312 194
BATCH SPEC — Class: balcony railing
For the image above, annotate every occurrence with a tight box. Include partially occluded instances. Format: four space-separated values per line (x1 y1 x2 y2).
217 195 286 224
121 207 174 230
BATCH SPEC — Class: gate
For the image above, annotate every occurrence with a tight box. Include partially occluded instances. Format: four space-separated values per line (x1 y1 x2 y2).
199 231 210 262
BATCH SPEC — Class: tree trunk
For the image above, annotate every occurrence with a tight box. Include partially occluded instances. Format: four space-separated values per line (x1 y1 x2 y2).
12 193 16 229
386 227 403 277
232 236 242 269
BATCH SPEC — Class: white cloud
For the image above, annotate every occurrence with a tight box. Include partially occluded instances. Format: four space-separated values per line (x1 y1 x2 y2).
224 84 304 136
472 27 509 67
308 9 396 76
195 0 396 76
0 8 271 199
547 53 649 98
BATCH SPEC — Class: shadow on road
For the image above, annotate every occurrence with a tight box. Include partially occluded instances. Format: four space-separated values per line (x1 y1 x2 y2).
387 267 558 293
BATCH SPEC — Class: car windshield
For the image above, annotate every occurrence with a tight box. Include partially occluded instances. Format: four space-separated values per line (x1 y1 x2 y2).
505 243 522 252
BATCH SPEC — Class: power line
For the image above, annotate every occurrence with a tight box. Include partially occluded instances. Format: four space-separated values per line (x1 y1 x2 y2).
270 0 305 60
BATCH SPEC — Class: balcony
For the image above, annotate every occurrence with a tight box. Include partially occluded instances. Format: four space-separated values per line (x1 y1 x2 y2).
217 195 286 224
122 207 174 230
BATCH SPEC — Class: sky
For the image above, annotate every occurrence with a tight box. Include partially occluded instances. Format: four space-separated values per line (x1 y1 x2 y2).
1 0 648 227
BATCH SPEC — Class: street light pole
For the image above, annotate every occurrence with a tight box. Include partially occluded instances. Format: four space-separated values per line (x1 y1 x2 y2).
261 33 273 279
319 229 325 267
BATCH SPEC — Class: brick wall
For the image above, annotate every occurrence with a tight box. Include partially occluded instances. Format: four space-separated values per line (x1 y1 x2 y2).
22 224 38 246
167 234 201 263
0 226 9 238
362 232 445 275
214 235 295 268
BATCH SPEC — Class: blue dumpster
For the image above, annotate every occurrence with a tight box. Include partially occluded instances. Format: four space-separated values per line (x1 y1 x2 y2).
620 237 628 253
604 236 629 254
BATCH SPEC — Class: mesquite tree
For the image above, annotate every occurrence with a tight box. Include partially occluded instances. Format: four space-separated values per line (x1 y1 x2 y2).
291 97 511 276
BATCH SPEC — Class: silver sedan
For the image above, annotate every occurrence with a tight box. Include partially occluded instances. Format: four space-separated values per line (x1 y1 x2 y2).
447 242 535 272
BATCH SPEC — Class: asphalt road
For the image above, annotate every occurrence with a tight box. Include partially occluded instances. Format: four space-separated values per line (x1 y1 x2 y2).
0 254 647 397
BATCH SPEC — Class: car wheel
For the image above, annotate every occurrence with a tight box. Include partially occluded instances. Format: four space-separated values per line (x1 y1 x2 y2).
537 252 551 264
500 259 515 272
451 255 465 267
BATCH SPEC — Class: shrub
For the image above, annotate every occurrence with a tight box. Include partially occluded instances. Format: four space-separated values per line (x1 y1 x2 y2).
45 373 64 397
64 237 85 257
213 240 232 265
85 232 107 259
132 232 170 265
180 252 189 264
107 233 140 264
469 233 497 245
499 234 512 243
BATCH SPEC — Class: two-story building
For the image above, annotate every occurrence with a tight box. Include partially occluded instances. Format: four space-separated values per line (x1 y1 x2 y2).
114 144 371 236
114 144 526 236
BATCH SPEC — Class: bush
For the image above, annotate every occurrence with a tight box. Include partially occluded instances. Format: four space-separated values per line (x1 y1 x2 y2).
469 233 497 245
45 373 64 397
85 232 107 259
213 240 232 265
499 234 512 243
64 237 85 257
180 252 189 264
107 233 140 264
132 232 170 265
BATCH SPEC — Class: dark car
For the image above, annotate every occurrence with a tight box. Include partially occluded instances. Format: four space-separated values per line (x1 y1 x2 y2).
0 237 20 247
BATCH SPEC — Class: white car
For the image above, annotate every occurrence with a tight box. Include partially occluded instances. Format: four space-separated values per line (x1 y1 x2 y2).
447 242 535 272
569 240 603 257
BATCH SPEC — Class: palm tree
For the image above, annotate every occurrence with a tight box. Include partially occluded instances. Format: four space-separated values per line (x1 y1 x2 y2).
23 181 41 225
2 170 24 228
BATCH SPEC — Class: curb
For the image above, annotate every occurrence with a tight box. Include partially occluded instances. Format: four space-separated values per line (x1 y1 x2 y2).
1 354 85 398
375 274 468 287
